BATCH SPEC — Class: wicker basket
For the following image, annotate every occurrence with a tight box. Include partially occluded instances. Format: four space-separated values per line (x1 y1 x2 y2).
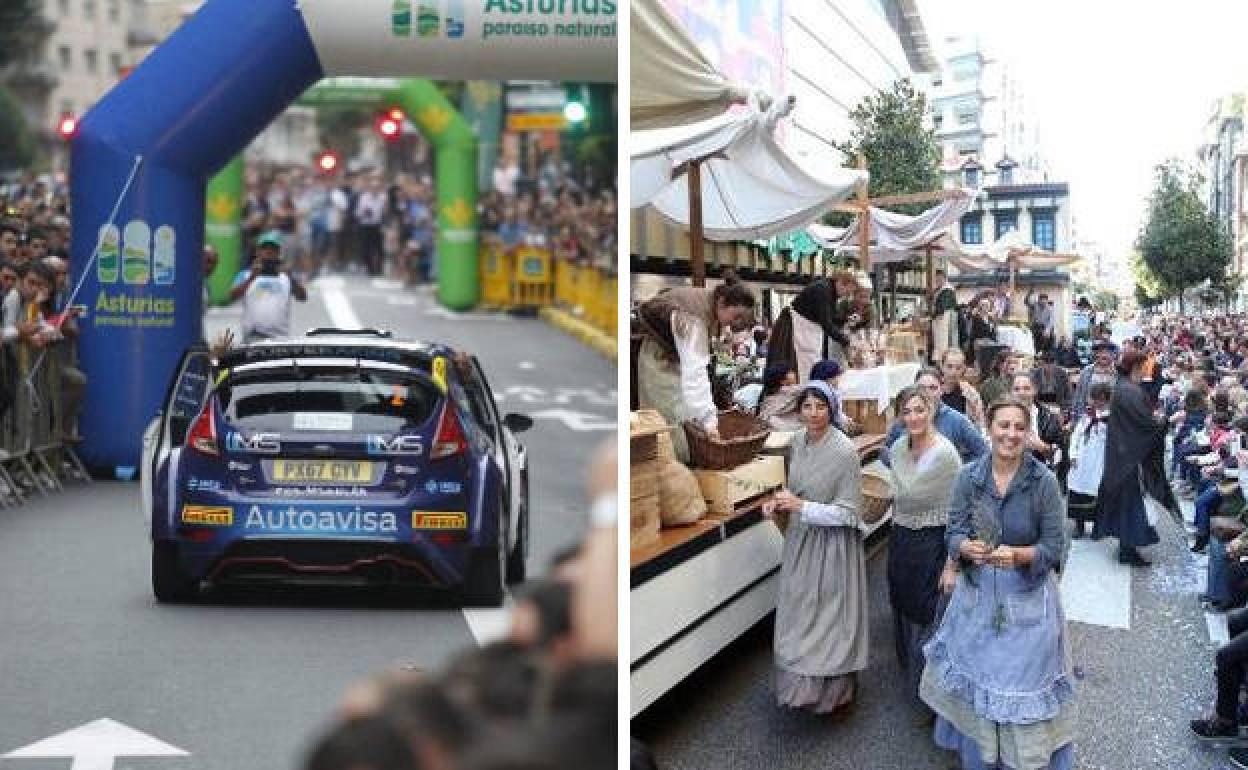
860 471 894 525
683 410 771 470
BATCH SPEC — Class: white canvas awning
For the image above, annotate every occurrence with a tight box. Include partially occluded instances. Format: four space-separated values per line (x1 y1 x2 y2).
630 96 868 241
630 0 757 130
806 191 976 263
948 229 1081 272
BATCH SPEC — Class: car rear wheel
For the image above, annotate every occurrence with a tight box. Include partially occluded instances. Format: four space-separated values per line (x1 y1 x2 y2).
463 506 506 607
152 541 198 603
506 478 529 584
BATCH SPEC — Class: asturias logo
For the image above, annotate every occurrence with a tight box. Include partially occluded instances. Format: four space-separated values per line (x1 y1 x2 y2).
392 1 465 39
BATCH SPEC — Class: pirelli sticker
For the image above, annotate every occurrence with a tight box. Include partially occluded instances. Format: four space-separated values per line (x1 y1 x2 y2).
412 511 467 530
181 505 234 526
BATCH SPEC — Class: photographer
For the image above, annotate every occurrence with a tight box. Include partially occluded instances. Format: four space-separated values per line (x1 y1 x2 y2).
229 231 308 343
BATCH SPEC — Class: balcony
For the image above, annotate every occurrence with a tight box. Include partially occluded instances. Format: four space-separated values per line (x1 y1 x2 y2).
5 62 60 92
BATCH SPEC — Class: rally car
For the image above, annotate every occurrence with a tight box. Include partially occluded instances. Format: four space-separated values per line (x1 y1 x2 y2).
140 329 532 606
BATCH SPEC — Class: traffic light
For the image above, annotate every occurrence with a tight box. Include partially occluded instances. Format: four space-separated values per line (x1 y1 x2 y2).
563 85 588 125
376 108 404 141
57 114 78 141
316 150 340 174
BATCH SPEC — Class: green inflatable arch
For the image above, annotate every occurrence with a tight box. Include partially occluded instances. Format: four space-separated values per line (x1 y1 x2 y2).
205 77 479 311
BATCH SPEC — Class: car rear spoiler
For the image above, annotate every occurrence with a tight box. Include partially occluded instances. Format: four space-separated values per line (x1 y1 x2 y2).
217 343 433 372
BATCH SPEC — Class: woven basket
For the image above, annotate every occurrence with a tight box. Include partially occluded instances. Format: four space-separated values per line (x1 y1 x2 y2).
683 410 771 470
860 471 894 525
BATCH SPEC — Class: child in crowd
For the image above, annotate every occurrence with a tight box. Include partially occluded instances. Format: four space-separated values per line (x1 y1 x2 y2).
1067 383 1111 539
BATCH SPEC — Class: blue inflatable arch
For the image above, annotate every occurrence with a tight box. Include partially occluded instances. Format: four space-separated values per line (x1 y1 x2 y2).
70 0 615 470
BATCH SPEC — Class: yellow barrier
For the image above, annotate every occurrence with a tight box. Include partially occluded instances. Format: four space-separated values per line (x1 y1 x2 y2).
477 245 616 344
479 242 513 308
512 245 553 308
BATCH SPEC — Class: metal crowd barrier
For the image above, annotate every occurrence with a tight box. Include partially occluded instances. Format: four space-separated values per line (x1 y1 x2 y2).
0 338 91 506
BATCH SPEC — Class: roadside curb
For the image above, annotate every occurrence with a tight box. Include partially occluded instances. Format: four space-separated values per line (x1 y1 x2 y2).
539 306 617 362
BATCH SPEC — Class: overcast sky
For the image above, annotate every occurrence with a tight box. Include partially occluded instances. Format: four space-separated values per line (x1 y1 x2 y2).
917 0 1248 259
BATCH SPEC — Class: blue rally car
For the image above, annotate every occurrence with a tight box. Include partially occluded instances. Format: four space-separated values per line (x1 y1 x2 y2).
140 329 532 606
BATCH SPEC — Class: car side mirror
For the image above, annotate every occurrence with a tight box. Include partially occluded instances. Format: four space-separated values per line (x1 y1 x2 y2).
503 413 533 433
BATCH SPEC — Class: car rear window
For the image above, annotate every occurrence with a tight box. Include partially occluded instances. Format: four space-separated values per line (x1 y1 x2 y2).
219 366 441 434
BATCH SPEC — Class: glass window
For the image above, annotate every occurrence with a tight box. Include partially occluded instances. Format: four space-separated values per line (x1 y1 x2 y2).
933 114 944 130
107 0 119 21
57 0 69 13
57 45 71 71
220 367 442 434
110 52 122 75
1032 210 1056 251
957 110 977 126
964 167 980 187
1000 167 1013 185
84 49 98 74
84 0 95 18
995 213 1018 240
961 215 983 245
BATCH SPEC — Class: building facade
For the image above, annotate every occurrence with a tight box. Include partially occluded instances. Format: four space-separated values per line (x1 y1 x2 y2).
1198 93 1248 287
920 34 1048 190
3 0 149 167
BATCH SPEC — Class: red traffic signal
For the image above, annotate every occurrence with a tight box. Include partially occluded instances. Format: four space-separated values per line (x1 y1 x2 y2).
376 112 401 141
57 115 78 140
316 151 340 173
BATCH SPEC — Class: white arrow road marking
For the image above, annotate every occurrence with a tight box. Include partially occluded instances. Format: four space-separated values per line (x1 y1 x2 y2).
387 295 419 306
517 361 535 370
528 409 616 432
371 278 404 290
553 387 617 406
1060 537 1131 629
4 718 188 770
316 276 363 329
501 386 547 403
462 593 515 647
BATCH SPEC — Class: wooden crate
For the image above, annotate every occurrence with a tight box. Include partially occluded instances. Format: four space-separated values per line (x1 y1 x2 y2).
693 454 785 515
842 398 889 435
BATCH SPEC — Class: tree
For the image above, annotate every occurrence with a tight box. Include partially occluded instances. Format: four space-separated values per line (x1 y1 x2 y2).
1130 252 1165 309
0 0 46 70
315 105 370 161
830 78 942 219
0 85 36 170
1135 159 1233 313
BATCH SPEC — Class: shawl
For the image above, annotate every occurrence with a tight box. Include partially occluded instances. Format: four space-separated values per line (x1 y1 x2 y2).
1100 378 1176 509
888 433 961 529
788 423 863 516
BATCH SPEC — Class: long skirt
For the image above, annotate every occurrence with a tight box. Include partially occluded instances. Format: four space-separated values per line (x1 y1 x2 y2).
1093 473 1159 550
921 568 1076 770
775 520 869 713
888 525 947 702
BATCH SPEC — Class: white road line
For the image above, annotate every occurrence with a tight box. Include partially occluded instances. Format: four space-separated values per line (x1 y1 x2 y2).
462 595 514 646
371 278 404 290
1207 611 1230 646
1060 537 1132 629
317 276 363 329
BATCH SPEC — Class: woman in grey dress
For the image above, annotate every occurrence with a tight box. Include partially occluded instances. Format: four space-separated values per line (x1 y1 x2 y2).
764 380 868 715
920 396 1075 769
886 385 963 709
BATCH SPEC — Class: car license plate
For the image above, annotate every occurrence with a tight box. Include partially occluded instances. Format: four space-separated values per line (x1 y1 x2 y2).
270 460 373 484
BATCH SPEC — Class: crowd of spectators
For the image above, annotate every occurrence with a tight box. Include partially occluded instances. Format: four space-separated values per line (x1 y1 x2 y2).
0 173 87 497
237 150 617 290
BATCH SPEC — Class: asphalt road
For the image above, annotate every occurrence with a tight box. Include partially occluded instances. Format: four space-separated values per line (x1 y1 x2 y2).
0 272 616 770
633 497 1234 770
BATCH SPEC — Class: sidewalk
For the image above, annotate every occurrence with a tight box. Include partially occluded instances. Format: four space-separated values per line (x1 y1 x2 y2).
539 306 617 361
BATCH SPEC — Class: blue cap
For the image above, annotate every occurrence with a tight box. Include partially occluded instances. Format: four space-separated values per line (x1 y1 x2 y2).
810 359 843 381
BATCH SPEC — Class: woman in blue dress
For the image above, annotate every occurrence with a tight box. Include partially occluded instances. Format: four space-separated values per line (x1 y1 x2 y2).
920 396 1075 770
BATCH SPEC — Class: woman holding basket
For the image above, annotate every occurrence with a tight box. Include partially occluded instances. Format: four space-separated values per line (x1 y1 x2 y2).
920 396 1075 769
763 380 869 716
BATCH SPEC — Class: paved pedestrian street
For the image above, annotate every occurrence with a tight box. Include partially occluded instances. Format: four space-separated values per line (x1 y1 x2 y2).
635 500 1233 770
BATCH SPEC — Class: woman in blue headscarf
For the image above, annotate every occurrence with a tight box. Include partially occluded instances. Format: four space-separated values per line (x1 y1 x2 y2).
764 380 869 716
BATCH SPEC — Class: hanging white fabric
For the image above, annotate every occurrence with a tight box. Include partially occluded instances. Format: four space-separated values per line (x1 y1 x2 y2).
630 95 868 241
630 0 756 131
806 192 976 264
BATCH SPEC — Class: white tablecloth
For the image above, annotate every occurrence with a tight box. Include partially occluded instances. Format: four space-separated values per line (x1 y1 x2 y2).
997 325 1035 356
840 362 922 411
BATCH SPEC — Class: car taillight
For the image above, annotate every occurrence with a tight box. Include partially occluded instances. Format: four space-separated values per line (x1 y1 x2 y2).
187 403 219 456
432 402 468 459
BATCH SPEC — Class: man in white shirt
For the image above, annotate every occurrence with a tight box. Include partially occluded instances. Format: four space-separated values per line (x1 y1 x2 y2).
230 232 307 342
353 177 387 276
